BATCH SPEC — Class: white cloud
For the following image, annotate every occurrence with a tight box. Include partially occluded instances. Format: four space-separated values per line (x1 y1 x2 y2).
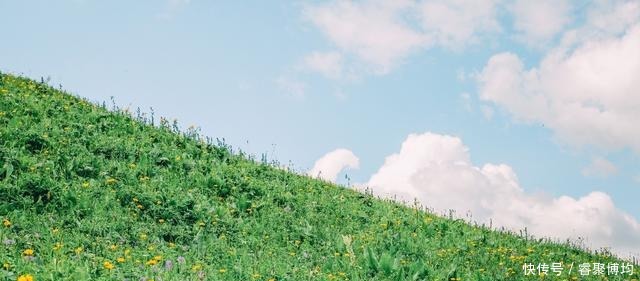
363 132 640 258
303 0 501 75
557 0 640 51
276 76 306 99
478 23 640 153
510 0 572 46
418 0 502 48
584 0 640 38
304 1 428 74
582 157 618 178
308 149 360 183
303 51 343 79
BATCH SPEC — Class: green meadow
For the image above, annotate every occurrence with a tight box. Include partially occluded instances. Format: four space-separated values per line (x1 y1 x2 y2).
0 72 638 280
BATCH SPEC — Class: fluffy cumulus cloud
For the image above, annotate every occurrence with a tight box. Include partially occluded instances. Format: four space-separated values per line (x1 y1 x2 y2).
478 23 640 153
304 1 428 74
510 0 572 45
361 132 640 258
582 157 618 178
308 149 360 183
303 0 501 75
583 0 640 39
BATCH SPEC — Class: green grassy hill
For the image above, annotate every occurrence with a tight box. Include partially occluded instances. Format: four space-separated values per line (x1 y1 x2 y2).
0 72 637 281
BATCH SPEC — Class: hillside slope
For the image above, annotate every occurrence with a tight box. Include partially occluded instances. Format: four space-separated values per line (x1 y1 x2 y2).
0 73 637 281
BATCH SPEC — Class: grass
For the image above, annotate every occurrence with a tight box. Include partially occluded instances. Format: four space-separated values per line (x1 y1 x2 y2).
0 72 638 280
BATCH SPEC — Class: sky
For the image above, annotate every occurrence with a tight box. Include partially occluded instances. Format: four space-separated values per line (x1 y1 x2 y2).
1 0 640 259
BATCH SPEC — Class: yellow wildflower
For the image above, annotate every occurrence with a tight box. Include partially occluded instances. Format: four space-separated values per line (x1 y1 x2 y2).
22 249 34 256
103 261 115 270
17 274 34 281
2 219 11 228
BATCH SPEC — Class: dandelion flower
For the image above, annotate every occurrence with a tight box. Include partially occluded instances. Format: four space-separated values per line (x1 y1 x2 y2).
103 261 115 270
164 260 174 270
2 219 11 227
176 256 186 264
17 274 34 281
22 249 34 256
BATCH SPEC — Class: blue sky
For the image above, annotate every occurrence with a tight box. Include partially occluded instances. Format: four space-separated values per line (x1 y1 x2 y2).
2 0 640 258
